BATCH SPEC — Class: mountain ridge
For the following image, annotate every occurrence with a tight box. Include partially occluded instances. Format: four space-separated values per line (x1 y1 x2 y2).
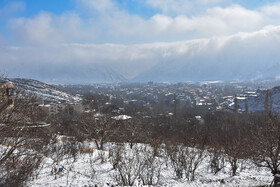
7 78 82 103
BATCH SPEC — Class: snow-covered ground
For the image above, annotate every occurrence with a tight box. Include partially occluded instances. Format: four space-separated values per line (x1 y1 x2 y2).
25 142 273 187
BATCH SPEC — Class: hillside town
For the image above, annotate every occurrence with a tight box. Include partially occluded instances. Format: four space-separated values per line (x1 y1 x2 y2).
1 78 276 129
1 78 280 186
56 80 271 120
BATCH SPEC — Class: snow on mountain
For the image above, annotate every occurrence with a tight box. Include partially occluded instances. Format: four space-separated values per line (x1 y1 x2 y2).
133 27 280 82
133 57 280 83
228 86 280 112
8 78 82 103
9 63 127 84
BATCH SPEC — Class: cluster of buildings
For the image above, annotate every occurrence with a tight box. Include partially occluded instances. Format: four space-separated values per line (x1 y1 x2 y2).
64 81 265 119
39 102 84 118
1 78 266 125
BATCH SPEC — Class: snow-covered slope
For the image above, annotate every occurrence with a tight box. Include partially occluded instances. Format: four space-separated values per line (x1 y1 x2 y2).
8 78 81 103
10 63 127 84
26 142 272 187
133 27 280 82
229 87 280 112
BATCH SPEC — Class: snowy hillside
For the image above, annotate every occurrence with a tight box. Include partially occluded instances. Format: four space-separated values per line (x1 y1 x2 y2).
133 27 280 83
228 86 280 112
8 78 81 103
9 63 127 84
26 142 272 187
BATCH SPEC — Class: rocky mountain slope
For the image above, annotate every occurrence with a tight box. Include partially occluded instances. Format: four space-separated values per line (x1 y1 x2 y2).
228 87 280 112
7 78 81 103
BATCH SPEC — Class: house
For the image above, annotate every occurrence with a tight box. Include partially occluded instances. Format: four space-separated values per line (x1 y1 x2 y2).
39 102 64 117
39 102 84 118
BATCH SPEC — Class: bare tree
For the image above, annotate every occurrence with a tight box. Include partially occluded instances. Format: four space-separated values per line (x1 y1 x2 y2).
112 145 144 186
184 147 205 181
166 144 185 179
0 87 46 186
139 145 162 185
166 144 205 181
81 111 116 150
116 117 149 149
209 147 226 174
251 124 280 175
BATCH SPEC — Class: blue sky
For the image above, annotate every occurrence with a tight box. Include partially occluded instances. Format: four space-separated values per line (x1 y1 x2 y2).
1 0 280 82
0 0 73 16
0 0 278 18
1 0 280 44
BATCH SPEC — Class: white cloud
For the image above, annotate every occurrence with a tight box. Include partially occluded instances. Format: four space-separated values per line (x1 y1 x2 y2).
78 0 116 14
206 5 263 32
139 5 264 38
2 0 280 82
1 25 280 81
259 2 280 16
8 13 62 44
145 0 224 16
258 2 280 25
7 12 97 44
6 0 280 45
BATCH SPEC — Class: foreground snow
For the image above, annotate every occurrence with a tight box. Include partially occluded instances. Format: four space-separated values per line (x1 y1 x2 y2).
26 142 272 187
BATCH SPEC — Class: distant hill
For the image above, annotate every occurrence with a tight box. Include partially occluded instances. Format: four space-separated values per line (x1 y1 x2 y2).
229 87 280 112
10 63 127 84
133 28 280 83
7 78 81 103
133 57 280 83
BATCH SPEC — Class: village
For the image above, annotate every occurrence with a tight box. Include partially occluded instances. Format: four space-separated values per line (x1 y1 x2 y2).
1 78 280 186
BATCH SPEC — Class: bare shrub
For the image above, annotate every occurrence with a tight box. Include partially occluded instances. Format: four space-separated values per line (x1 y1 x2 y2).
184 147 205 181
166 145 185 179
224 137 244 176
109 144 122 170
166 144 205 180
110 144 162 186
139 145 162 185
0 153 42 187
97 150 107 163
112 146 144 186
209 148 226 174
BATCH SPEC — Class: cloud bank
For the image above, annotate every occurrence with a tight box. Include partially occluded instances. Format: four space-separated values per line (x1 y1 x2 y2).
1 26 280 82
6 0 280 44
1 0 280 83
